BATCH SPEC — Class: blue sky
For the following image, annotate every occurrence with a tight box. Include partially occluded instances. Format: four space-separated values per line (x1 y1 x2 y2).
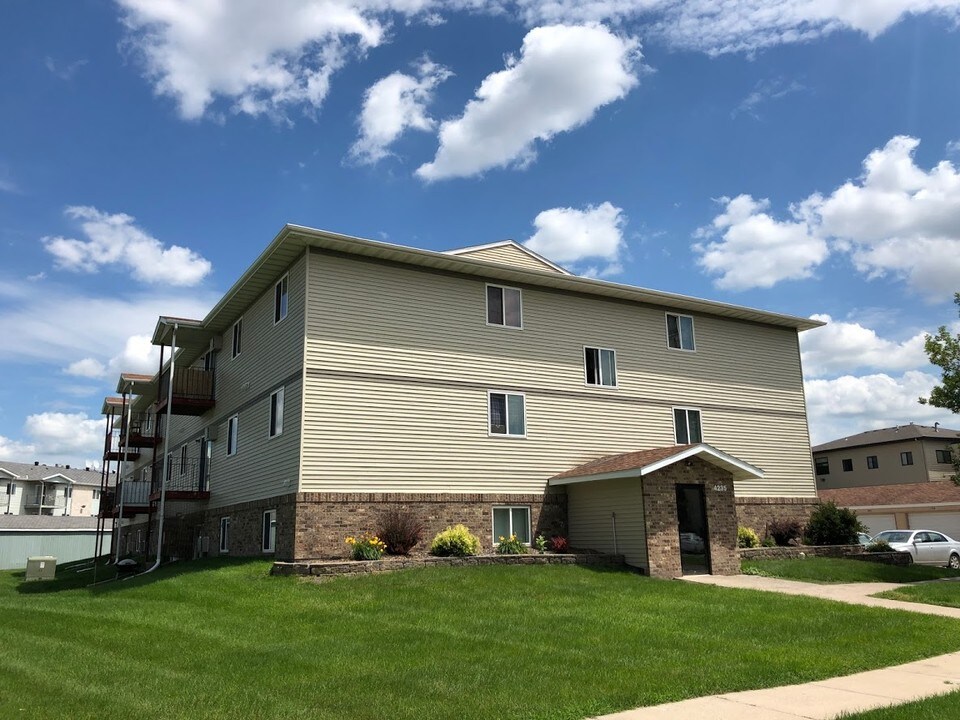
2 0 960 466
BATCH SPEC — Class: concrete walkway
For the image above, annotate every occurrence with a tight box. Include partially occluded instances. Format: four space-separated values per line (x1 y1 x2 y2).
590 575 960 720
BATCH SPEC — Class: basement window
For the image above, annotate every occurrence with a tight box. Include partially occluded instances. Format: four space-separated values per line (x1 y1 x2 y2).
492 506 531 545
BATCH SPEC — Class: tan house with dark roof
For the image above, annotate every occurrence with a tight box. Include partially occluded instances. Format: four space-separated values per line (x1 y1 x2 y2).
98 226 822 578
812 424 960 490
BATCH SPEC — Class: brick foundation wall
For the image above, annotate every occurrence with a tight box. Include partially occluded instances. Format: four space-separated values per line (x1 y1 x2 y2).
179 494 298 561
293 491 568 560
735 497 819 539
642 459 739 579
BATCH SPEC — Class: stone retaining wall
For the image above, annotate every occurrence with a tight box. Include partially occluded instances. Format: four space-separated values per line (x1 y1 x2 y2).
739 545 912 566
271 552 626 577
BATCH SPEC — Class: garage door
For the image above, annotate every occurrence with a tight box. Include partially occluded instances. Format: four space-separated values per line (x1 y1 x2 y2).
909 512 960 540
862 514 897 535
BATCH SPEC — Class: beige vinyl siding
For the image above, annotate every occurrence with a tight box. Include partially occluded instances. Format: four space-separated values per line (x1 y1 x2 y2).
142 253 306 508
453 244 562 273
302 251 815 498
567 477 647 569
923 440 957 481
816 438 947 489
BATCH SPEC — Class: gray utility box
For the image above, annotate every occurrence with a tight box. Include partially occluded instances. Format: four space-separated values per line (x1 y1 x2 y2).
25 556 57 581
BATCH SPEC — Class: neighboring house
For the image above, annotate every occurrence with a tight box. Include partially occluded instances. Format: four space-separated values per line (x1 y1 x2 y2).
820 482 960 539
0 461 103 517
99 227 822 579
0 515 109 570
812 424 960 490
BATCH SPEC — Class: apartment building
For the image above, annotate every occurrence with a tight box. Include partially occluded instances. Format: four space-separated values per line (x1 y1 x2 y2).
99 226 822 578
0 461 102 516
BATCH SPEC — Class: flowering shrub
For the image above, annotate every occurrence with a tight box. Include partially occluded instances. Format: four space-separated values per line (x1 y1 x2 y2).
535 535 547 553
429 524 481 557
376 509 424 555
345 532 387 561
496 534 528 555
738 526 760 548
550 535 569 552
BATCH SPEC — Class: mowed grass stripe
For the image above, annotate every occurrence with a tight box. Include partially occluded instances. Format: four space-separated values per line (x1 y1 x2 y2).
2 560 960 720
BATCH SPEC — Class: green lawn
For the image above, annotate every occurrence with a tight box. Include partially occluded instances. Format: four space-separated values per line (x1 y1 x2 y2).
834 690 960 719
4 560 960 720
742 557 960 584
874 581 960 609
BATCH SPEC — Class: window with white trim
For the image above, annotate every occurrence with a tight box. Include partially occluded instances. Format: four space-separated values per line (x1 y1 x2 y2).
227 415 239 456
673 407 702 444
492 506 531 544
584 347 617 387
231 318 242 359
219 517 230 553
262 509 277 553
274 275 288 324
4 482 14 495
489 392 525 437
666 313 696 351
179 444 188 475
269 387 284 438
486 285 522 328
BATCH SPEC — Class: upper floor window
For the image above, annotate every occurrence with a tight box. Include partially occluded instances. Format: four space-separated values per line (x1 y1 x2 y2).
227 415 239 456
900 451 914 466
936 449 953 464
814 457 829 475
274 275 288 324
5 482 16 495
489 391 525 437
666 313 695 351
842 458 853 472
179 445 188 475
486 285 522 328
262 509 277 553
866 455 879 469
584 347 617 387
673 407 702 444
231 318 243 359
269 387 284 438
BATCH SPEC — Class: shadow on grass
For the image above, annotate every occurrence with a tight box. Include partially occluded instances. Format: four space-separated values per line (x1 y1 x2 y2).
14 556 268 595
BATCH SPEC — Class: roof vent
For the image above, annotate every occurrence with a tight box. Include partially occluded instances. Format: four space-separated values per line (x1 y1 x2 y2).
34 461 39 466
65 464 70 470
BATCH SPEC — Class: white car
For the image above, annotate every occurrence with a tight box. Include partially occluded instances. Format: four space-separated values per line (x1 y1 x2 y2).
872 529 960 569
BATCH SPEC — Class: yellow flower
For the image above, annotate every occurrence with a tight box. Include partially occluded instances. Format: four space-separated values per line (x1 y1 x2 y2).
499 536 505 542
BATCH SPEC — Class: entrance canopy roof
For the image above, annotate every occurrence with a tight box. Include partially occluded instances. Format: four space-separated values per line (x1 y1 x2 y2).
549 443 764 486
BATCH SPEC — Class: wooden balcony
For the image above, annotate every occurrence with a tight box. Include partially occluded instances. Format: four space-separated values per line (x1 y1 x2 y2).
148 458 210 502
100 481 152 518
156 366 215 416
103 430 141 463
119 412 163 449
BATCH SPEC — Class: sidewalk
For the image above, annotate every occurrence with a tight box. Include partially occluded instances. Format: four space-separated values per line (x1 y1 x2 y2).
589 575 960 720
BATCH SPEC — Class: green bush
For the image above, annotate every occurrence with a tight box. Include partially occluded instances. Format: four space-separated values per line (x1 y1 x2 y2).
496 534 528 555
430 524 481 557
346 532 386 561
866 540 893 553
804 501 866 546
761 536 776 548
738 526 760 548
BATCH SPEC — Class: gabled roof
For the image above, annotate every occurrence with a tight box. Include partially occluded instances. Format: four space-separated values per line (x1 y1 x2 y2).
445 240 571 275
813 424 960 453
820 481 960 510
549 443 764 485
0 461 102 486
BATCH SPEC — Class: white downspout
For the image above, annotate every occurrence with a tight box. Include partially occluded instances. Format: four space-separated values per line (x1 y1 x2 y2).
142 322 176 576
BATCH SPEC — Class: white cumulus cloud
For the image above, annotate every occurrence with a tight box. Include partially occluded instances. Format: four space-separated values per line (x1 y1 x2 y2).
43 206 212 286
695 136 960 300
416 24 640 181
800 315 930 379
349 57 452 165
65 358 108 379
804 370 957 446
524 201 626 276
693 194 828 290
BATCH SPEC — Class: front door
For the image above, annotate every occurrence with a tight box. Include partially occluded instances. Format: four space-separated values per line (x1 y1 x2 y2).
676 484 710 575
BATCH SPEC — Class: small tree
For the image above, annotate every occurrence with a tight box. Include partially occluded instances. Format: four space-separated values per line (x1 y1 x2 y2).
919 293 960 415
804 501 865 546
